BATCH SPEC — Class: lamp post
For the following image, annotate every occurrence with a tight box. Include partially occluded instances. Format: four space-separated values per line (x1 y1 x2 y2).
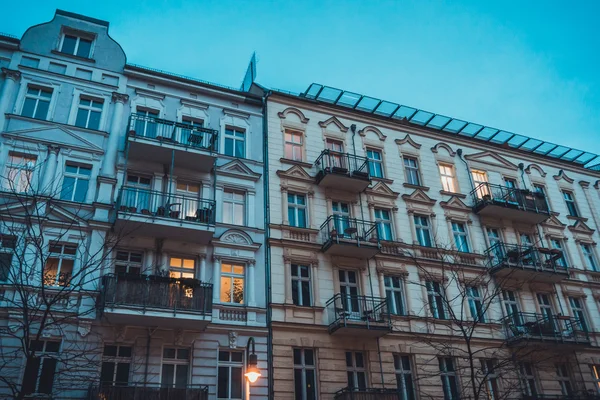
244 337 261 400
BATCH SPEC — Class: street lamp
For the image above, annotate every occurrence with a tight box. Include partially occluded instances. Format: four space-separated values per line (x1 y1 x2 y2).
244 337 261 399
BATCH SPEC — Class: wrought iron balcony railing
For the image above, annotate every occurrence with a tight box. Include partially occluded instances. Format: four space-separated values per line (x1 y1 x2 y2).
326 293 391 333
320 216 379 246
522 394 600 400
334 387 402 400
101 274 213 315
502 312 589 345
315 150 370 180
485 242 568 272
128 113 218 152
471 183 550 214
88 383 209 400
117 187 216 225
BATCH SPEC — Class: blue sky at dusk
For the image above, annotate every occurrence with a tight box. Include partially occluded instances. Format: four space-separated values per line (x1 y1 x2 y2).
3 1 599 157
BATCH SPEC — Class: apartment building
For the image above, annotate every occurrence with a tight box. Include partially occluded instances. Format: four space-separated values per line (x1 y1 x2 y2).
0 10 267 400
263 84 600 400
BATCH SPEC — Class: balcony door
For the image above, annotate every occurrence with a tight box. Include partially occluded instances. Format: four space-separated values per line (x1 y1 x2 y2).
332 201 351 239
486 228 503 264
504 177 519 204
326 139 345 169
339 270 360 319
135 108 159 138
176 181 200 220
471 170 489 199
123 174 152 212
536 293 555 331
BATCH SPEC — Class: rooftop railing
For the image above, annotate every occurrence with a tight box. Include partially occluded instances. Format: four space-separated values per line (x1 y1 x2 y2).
470 183 550 215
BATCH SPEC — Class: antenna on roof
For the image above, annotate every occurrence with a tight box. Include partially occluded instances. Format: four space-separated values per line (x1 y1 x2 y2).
240 52 257 92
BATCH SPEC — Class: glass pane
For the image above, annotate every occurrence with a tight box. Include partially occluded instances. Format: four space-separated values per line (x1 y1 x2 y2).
217 366 229 397
175 365 188 388
88 111 101 130
218 351 229 361
74 179 89 202
61 35 77 54
77 38 92 58
100 362 115 383
21 98 36 117
34 100 50 119
115 363 130 384
231 366 242 398
305 349 314 366
161 364 174 387
294 369 303 400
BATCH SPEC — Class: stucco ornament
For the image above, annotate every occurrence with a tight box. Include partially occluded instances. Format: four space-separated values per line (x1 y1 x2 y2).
229 331 238 348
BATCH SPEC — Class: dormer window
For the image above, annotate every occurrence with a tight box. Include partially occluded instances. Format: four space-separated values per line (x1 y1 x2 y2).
59 29 94 59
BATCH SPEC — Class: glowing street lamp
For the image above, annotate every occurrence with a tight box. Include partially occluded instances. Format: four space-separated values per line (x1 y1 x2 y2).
244 337 261 399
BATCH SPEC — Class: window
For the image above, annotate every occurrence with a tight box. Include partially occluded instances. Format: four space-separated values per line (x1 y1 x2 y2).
332 201 351 238
426 281 446 319
181 117 205 145
223 190 245 225
375 208 393 241
169 257 195 279
414 215 432 247
536 293 554 321
403 156 421 186
294 349 317 400
0 235 17 281
21 56 40 68
562 191 579 217
439 164 456 192
221 263 244 304
519 362 538 397
568 297 589 332
100 345 132 386
224 127 245 157
467 286 486 322
451 222 470 252
285 130 304 161
75 97 103 130
44 243 76 286
591 365 600 393
346 351 367 390
135 108 159 138
481 359 499 400
439 357 459 400
291 264 312 307
502 290 522 326
162 348 189 388
533 184 550 211
486 228 503 263
175 181 201 219
22 86 52 120
115 251 143 275
339 270 360 314
60 33 93 58
48 62 67 74
385 276 405 316
581 243 598 271
3 153 36 193
551 239 569 267
471 170 489 198
394 355 415 400
60 164 91 202
367 148 384 178
218 350 243 399
21 340 60 395
556 363 573 396
288 194 307 228
123 174 152 211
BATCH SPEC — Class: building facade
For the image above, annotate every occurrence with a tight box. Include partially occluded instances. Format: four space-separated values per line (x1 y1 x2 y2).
264 85 600 400
0 10 267 400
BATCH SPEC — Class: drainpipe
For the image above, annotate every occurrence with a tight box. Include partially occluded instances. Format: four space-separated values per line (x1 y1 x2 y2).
456 149 474 192
518 163 528 190
144 328 152 385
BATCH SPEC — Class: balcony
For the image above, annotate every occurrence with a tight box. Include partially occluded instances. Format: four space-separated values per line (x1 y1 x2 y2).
115 187 215 243
100 274 212 329
334 388 401 400
523 395 600 400
485 243 569 283
88 384 209 400
320 216 380 258
326 294 391 337
314 150 370 192
502 312 590 348
470 183 550 224
127 114 218 172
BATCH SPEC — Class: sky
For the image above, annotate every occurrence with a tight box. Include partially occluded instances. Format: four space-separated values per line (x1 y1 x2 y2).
3 0 600 159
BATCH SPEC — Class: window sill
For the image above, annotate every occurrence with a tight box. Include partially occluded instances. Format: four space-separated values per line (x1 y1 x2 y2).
51 49 95 63
566 215 588 222
439 190 466 199
370 177 394 185
403 183 430 191
279 158 313 169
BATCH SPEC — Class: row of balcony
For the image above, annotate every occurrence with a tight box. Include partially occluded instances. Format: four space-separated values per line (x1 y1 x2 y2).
87 383 208 400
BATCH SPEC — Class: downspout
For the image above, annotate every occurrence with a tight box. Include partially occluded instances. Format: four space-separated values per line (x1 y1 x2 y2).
457 149 474 192
518 163 528 190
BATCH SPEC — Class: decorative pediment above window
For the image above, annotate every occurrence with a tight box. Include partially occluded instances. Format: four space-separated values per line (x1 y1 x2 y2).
395 134 421 150
568 220 596 241
0 198 89 228
525 163 547 178
318 116 349 133
3 125 104 154
213 229 261 258
541 215 566 237
277 107 309 124
464 150 518 170
594 180 600 190
358 125 386 142
430 142 456 157
402 189 436 215
276 165 313 184
366 181 399 199
217 159 261 181
440 196 471 222
553 169 575 184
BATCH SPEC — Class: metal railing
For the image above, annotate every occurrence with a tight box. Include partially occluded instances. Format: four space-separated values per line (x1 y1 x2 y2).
320 216 379 246
101 274 213 315
502 312 589 344
117 187 216 225
314 150 370 180
485 242 568 272
334 387 401 400
326 293 391 332
523 394 600 400
470 183 550 214
128 114 218 152
88 384 209 400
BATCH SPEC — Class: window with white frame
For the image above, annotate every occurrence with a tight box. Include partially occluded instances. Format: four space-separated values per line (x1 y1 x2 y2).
134 108 159 138
60 163 91 202
3 153 36 193
123 174 152 211
161 348 189 388
394 354 416 400
439 357 459 400
284 129 304 162
481 359 499 400
224 127 245 157
403 156 421 186
550 239 569 267
375 208 393 241
0 234 17 281
169 257 195 279
291 264 312 307
533 184 551 211
21 340 60 396
562 190 579 217
467 286 486 322
536 293 554 321
591 365 600 394
471 170 489 198
288 193 307 228
43 243 76 287
414 215 432 247
217 350 244 399
439 163 457 193
366 148 384 178
60 31 94 58
75 96 103 130
294 348 317 400
22 86 53 120
568 297 589 332
556 363 573 396
385 276 405 316
426 281 446 319
223 189 246 225
519 362 538 397
181 117 204 146
486 228 504 264
100 344 132 386
115 251 143 275
502 290 522 326
451 222 470 252
221 263 245 304
581 243 598 271
346 351 367 390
